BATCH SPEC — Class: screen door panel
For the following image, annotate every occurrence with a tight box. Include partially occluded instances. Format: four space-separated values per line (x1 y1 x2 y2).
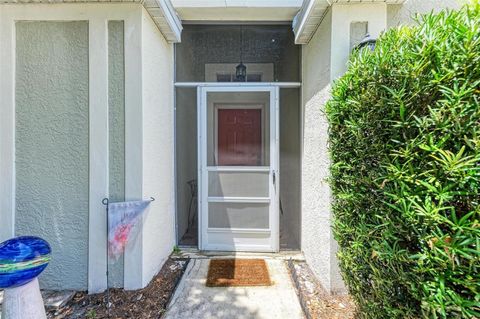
217 109 262 166
208 171 270 198
199 87 278 252
208 202 269 229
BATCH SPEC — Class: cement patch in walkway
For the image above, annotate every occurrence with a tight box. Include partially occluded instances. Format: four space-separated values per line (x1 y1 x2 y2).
164 258 304 319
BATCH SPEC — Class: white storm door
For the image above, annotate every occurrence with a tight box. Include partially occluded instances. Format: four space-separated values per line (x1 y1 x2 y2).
198 86 279 252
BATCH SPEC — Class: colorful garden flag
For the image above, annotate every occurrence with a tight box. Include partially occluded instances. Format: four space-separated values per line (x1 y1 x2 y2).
108 200 151 260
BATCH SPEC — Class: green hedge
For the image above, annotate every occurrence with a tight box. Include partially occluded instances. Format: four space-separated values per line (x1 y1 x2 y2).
326 4 479 319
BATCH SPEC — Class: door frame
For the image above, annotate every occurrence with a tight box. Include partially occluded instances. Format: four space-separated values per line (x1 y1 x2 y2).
197 85 279 252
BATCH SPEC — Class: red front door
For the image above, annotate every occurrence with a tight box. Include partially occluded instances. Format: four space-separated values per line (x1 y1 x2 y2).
217 108 262 166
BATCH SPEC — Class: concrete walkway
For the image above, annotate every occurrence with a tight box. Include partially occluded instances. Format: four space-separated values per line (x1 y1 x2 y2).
164 258 304 319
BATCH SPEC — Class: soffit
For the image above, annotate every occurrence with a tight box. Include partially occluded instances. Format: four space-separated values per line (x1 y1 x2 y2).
171 0 303 21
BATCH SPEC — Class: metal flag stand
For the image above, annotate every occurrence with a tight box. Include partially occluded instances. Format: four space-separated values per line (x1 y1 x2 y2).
101 197 155 317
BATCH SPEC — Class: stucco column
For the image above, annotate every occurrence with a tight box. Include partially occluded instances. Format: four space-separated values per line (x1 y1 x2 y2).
124 7 176 290
330 3 387 81
301 3 387 295
0 6 15 243
123 7 145 291
328 3 387 291
87 17 110 294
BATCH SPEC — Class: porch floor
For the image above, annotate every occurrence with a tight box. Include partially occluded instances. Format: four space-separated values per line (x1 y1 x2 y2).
164 257 304 319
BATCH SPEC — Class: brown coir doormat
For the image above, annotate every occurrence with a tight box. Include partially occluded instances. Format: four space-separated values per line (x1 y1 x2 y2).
206 259 272 287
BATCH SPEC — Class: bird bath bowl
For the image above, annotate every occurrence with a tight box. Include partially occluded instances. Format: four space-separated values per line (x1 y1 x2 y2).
0 236 51 319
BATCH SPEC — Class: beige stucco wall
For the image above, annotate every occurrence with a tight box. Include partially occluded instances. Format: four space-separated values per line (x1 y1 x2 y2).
301 8 346 294
139 7 176 287
387 0 461 28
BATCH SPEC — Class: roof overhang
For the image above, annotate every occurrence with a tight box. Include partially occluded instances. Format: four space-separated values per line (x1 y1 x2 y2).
293 0 407 44
145 0 183 43
171 0 303 22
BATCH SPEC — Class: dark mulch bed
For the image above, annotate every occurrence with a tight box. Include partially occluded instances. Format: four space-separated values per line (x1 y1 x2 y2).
47 258 188 319
288 260 356 319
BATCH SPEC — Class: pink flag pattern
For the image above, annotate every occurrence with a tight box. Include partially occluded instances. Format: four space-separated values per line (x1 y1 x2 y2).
108 200 151 260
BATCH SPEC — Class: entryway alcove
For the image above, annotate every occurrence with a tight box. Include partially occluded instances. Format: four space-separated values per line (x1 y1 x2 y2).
175 24 301 251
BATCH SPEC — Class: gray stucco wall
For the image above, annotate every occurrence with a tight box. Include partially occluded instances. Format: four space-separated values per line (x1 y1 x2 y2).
387 0 460 28
108 20 126 289
15 21 89 290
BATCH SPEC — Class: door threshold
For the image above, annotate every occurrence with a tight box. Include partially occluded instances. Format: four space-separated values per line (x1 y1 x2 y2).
177 244 198 249
171 248 305 261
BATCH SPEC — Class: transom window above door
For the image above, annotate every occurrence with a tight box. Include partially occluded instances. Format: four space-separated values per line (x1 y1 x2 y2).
216 73 262 82
205 63 273 82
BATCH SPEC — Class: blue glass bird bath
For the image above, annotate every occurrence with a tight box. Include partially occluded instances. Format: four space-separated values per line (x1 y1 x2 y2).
0 236 51 288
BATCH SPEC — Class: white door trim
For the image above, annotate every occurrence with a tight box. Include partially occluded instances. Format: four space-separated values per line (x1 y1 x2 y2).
197 85 279 252
176 81 300 88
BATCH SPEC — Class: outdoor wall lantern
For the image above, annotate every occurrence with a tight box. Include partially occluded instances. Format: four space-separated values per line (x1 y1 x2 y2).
235 26 247 82
356 33 377 52
235 62 247 82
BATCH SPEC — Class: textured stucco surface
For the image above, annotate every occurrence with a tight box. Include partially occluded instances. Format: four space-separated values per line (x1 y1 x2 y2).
15 21 89 290
108 20 126 289
350 21 368 51
140 7 176 286
301 9 345 294
387 0 461 28
330 3 386 81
